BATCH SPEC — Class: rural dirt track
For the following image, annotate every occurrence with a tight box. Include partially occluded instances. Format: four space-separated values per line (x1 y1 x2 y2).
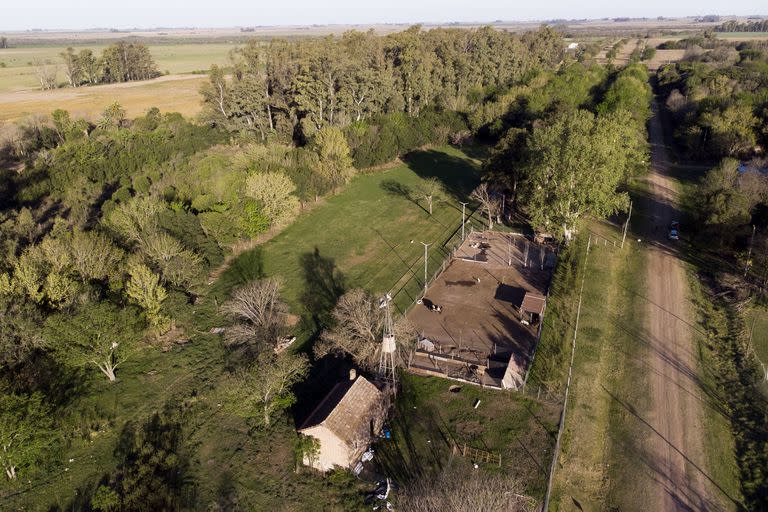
636 100 726 511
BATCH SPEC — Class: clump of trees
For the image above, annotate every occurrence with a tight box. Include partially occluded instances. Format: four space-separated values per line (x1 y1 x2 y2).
657 39 768 160
200 26 564 145
483 63 650 240
716 20 768 33
37 42 159 90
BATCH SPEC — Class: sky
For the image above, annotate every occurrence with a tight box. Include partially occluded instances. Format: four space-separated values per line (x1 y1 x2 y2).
2 0 766 31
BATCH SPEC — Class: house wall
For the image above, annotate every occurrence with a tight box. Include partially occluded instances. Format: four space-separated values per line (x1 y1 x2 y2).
301 425 352 472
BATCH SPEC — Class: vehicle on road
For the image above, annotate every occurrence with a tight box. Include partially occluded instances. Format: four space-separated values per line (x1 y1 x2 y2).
668 221 680 241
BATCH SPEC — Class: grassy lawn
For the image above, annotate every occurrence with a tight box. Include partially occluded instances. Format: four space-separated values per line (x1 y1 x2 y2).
717 32 768 40
211 145 485 341
745 307 768 395
547 223 654 511
376 373 559 501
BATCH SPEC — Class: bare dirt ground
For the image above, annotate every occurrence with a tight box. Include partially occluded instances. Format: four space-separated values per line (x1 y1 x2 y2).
632 100 729 511
407 232 552 386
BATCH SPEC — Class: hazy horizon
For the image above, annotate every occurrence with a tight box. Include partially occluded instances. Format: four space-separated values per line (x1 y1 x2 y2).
2 1 766 32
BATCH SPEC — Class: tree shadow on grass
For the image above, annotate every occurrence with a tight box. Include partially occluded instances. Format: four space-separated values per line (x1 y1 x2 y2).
299 247 346 335
373 379 450 484
9 351 89 408
401 149 481 200
380 179 429 215
292 248 357 428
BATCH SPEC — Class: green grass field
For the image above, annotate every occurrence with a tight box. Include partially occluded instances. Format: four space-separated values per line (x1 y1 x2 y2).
378 373 559 500
717 32 768 40
746 307 768 393
211 146 486 340
0 43 234 93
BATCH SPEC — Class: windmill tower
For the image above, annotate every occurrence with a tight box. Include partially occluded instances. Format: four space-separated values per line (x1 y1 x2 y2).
378 293 398 392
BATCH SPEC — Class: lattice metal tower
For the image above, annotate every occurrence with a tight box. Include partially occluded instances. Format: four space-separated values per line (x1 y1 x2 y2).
378 293 398 391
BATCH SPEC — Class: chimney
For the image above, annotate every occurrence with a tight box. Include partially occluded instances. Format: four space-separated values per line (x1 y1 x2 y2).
349 369 357 381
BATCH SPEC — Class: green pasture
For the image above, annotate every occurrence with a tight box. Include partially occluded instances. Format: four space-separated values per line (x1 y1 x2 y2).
212 145 486 332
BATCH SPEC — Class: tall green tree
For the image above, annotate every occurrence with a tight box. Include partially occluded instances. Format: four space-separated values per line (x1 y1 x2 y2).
0 392 57 481
311 126 354 191
519 109 639 240
124 262 169 332
44 303 141 382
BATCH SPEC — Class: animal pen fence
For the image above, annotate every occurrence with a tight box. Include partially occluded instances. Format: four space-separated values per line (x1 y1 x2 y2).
451 440 502 467
389 205 487 314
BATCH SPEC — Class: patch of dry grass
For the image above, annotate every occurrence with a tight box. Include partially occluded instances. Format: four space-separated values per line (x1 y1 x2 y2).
0 74 206 122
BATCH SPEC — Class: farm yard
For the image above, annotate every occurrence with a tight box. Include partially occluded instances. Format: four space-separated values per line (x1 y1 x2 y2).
407 231 554 389
211 145 488 339
2 13 768 511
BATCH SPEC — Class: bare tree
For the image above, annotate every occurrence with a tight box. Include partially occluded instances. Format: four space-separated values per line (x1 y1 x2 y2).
33 58 58 90
397 464 533 512
222 278 288 352
470 183 501 229
314 288 384 370
416 177 443 215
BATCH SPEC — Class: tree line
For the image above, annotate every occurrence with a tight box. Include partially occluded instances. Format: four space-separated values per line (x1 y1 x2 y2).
200 26 564 142
716 20 768 33
657 39 768 161
35 42 159 90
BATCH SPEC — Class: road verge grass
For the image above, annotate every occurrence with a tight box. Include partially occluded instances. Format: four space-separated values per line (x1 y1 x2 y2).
547 225 651 511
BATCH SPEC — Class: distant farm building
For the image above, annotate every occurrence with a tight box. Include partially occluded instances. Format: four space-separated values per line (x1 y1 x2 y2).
298 372 386 472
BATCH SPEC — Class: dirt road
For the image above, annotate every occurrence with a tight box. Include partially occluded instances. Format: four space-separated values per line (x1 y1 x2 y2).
637 100 726 510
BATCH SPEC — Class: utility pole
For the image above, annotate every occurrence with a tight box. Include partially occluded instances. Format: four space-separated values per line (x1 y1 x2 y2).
745 225 756 277
412 241 431 293
460 201 469 241
621 200 633 249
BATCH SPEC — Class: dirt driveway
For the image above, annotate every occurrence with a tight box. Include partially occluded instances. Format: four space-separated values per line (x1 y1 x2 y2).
634 100 730 511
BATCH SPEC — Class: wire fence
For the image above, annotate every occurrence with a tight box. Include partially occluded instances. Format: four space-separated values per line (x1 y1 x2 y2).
541 235 592 512
389 205 486 315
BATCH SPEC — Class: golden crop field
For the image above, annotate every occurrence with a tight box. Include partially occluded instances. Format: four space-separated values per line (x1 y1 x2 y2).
0 74 209 122
0 43 235 121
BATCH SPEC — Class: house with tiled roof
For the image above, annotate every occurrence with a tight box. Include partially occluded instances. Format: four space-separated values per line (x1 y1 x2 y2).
298 371 386 472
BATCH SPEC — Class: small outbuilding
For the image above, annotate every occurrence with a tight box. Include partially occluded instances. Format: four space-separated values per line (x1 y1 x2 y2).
520 292 546 323
298 372 386 472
